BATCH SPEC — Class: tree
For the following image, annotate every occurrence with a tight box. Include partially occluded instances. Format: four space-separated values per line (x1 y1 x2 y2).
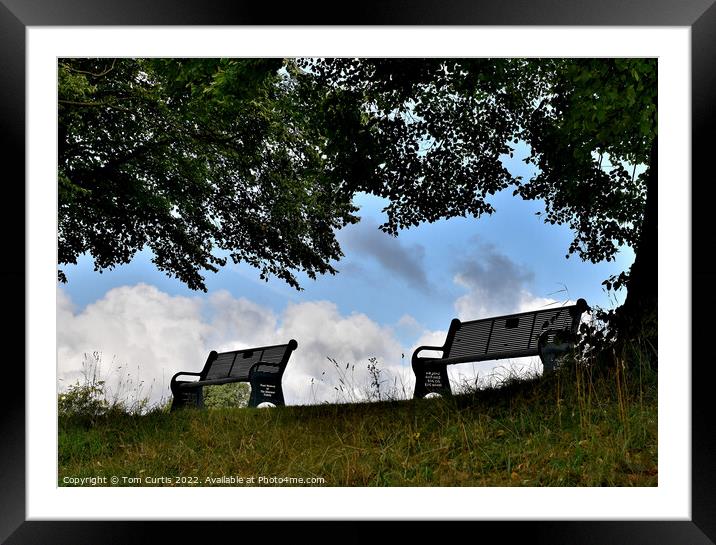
203 382 250 409
302 58 657 341
59 58 359 291
516 59 657 342
58 57 656 341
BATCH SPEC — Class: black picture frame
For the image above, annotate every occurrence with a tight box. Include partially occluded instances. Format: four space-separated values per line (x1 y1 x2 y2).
3 1 713 543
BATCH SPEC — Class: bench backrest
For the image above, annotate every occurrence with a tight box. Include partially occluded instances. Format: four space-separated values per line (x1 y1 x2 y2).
443 299 588 364
200 340 298 381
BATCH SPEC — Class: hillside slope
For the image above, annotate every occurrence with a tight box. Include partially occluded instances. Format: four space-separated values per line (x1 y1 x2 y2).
59 361 656 487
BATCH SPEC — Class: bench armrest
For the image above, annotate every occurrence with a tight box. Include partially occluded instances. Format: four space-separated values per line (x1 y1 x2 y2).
170 371 202 387
412 345 446 361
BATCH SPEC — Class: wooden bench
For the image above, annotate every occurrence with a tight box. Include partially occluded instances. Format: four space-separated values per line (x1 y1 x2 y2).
411 299 589 399
170 340 298 410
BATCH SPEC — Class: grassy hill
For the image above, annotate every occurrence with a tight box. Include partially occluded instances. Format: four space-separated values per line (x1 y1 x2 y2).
58 354 657 487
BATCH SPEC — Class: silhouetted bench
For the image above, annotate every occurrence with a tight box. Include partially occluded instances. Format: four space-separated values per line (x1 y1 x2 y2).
170 340 298 410
411 300 589 399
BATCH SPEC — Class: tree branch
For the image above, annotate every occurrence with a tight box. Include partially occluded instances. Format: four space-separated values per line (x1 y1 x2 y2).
61 59 117 78
58 99 134 114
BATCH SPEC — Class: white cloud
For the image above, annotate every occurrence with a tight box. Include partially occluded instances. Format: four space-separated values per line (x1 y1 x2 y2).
205 291 278 351
454 285 560 322
394 313 423 340
410 329 449 358
57 284 208 406
57 285 414 408
57 242 573 410
276 300 411 404
452 240 570 321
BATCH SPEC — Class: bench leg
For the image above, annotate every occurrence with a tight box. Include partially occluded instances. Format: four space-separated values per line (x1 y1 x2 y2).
170 384 204 411
248 371 285 407
412 361 452 399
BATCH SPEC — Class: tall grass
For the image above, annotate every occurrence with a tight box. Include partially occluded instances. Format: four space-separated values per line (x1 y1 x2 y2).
58 351 166 418
309 356 411 405
58 340 656 486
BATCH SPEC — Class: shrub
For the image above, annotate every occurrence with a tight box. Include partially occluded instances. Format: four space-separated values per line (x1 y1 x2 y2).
204 382 250 409
58 351 158 418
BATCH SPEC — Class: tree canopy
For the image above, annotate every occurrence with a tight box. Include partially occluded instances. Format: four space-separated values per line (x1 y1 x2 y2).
58 57 657 335
59 58 360 291
302 58 655 264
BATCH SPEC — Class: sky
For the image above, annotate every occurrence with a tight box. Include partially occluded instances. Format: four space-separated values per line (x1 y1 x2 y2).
57 149 635 408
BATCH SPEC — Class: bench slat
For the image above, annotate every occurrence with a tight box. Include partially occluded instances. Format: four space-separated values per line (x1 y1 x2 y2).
227 351 263 380
487 317 536 353
250 345 290 374
447 305 580 361
205 352 238 380
446 320 492 359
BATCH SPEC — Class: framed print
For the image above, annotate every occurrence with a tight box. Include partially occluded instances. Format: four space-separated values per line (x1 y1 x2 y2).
3 0 714 543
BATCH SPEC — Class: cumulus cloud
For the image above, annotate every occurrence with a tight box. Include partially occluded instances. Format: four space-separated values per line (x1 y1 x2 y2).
394 314 423 340
338 219 429 290
275 301 412 403
58 284 209 406
453 242 561 320
205 291 278 351
57 285 414 407
57 239 569 410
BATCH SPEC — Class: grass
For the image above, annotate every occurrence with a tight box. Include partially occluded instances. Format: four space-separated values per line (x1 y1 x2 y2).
58 351 657 487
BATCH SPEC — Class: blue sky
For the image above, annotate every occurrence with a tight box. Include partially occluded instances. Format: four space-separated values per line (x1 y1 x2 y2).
60 150 633 331
57 149 635 405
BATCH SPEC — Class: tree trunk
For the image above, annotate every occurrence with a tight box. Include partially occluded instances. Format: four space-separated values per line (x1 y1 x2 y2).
618 137 658 349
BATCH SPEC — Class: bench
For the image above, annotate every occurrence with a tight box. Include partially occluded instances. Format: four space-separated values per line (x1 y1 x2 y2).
411 299 589 399
170 340 298 410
